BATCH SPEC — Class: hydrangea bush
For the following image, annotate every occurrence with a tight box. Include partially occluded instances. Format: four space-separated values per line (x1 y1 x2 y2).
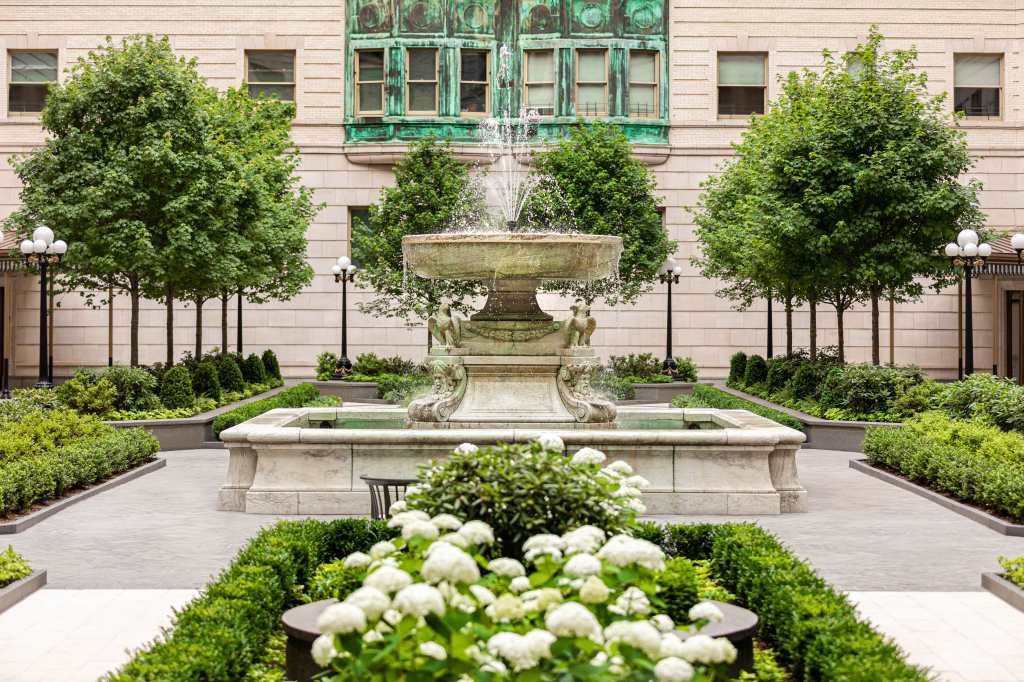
402 437 648 559
313 511 735 681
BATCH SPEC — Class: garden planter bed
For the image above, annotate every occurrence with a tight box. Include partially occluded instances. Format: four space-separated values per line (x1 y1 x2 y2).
981 573 1024 613
311 380 384 403
632 381 697 403
849 459 1024 536
0 458 166 534
0 569 46 615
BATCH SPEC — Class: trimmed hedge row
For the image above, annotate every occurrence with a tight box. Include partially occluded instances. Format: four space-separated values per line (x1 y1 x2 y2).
672 384 805 431
0 427 159 517
863 416 1024 523
660 524 929 682
105 518 393 682
212 383 321 438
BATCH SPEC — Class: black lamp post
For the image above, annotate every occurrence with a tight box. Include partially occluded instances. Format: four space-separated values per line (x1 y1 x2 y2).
945 230 991 377
331 256 357 378
658 258 683 373
19 227 67 389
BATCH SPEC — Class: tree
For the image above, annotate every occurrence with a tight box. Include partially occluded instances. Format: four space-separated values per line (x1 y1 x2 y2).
529 122 673 305
355 138 486 323
5 35 217 366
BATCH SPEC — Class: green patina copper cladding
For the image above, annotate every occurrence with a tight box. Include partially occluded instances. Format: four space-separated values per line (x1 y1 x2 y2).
344 0 669 144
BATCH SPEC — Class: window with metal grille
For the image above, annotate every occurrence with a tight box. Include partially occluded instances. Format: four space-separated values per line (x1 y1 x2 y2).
629 50 658 119
356 50 385 115
575 49 607 117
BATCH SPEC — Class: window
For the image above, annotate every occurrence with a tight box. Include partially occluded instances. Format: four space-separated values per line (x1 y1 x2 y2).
355 50 385 115
460 50 489 116
718 53 765 117
349 207 372 267
8 51 57 114
955 54 1001 118
576 49 607 117
524 50 555 116
629 50 658 118
246 51 295 101
407 48 438 114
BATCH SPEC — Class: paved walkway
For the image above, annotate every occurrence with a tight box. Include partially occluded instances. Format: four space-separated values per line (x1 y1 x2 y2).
0 447 1022 681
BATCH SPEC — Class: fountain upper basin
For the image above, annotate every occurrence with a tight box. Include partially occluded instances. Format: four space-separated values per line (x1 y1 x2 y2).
403 232 622 282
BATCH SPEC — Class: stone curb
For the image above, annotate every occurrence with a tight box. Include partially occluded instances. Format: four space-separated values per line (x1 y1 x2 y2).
849 459 1024 536
0 570 46 615
0 458 167 535
981 573 1024 614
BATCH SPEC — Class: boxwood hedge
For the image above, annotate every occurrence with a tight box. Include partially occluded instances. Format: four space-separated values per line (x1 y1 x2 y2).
672 384 805 431
212 383 321 438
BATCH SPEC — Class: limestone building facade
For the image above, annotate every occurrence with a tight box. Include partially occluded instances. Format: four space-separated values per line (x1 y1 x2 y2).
1 1 1024 381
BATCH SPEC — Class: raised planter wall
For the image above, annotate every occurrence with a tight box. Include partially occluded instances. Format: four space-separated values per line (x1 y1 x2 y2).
0 570 46 615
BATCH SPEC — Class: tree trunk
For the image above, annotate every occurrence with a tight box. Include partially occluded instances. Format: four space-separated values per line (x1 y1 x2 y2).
129 283 140 367
809 300 817 361
870 285 881 366
195 297 204 358
221 293 229 353
836 306 846 364
785 296 793 357
165 286 174 367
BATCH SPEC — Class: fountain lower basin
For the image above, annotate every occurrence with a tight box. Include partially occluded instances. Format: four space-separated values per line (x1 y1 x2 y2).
217 404 807 516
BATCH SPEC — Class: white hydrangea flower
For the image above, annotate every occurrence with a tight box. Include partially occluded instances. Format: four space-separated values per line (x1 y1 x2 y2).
523 534 566 553
677 634 737 665
344 586 390 621
469 584 496 605
387 499 408 515
386 510 430 528
534 433 564 451
659 633 687 658
402 520 440 541
369 541 397 560
578 575 610 604
654 657 695 682
437 532 469 549
509 576 532 593
419 641 447 660
342 552 371 569
421 542 480 585
487 558 526 577
612 485 643 498
544 602 601 639
625 475 651 489
609 586 651 616
311 634 337 666
485 594 526 623
596 534 665 571
591 652 608 666
525 546 563 563
688 601 725 624
627 498 647 515
570 447 606 465
606 461 634 475
652 614 675 633
453 442 478 455
393 583 446 618
430 513 463 530
563 553 602 577
488 632 542 671
525 629 556 658
521 588 562 613
481 660 508 675
458 520 495 546
561 526 606 555
382 608 402 626
363 566 413 594
604 620 662 658
363 629 383 643
316 602 367 635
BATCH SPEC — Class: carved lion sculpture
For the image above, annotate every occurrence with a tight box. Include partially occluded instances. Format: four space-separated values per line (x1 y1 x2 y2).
566 301 597 347
428 303 461 347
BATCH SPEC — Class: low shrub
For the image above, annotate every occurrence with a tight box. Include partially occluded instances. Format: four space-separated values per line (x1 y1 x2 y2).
0 427 158 516
160 366 195 410
818 364 924 416
0 409 113 463
105 519 392 682
789 362 820 400
657 556 702 622
609 352 662 378
0 389 59 426
375 372 431 403
0 545 31 587
727 352 747 385
405 440 645 558
101 366 162 412
592 370 636 400
218 355 246 393
663 524 929 681
939 373 1024 433
622 373 673 384
672 356 699 382
863 415 1024 522
192 361 222 401
316 352 338 381
305 560 364 602
241 354 267 385
106 399 217 422
56 369 118 415
261 349 282 380
743 354 768 386
672 385 804 431
1001 555 1024 589
765 357 796 394
213 384 320 438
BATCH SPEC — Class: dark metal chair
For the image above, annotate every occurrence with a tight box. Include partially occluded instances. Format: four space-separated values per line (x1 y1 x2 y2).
360 475 416 520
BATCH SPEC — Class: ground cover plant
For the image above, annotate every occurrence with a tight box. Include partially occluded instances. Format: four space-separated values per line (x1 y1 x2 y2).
0 545 31 587
1000 556 1024 589
863 413 1024 523
212 383 325 438
672 385 804 432
316 352 431 402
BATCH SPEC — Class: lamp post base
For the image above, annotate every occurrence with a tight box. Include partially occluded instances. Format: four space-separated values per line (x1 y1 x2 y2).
33 381 53 389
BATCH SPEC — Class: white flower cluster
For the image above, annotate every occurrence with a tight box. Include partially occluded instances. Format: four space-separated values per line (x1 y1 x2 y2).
596 534 667 571
487 630 556 671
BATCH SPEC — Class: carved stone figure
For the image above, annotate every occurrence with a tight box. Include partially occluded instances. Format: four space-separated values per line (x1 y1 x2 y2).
407 357 468 422
556 356 616 423
428 303 462 347
566 301 597 347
